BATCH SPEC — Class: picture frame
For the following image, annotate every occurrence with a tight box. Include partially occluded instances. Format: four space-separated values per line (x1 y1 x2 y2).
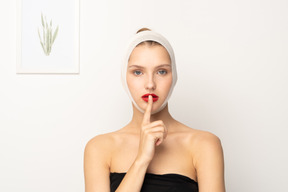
16 0 80 74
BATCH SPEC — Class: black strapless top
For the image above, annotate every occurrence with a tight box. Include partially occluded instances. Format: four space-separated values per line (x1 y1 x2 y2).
110 172 198 192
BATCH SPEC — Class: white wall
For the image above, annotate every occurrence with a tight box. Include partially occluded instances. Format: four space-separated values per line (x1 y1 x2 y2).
1 0 287 191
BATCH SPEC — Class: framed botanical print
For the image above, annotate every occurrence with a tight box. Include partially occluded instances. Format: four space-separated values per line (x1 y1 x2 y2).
16 0 80 74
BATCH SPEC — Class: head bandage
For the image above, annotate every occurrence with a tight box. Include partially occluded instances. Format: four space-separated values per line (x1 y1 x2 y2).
121 30 177 115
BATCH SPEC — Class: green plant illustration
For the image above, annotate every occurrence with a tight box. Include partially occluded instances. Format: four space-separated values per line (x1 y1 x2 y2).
38 13 59 56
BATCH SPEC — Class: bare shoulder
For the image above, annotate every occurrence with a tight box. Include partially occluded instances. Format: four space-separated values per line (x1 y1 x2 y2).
85 132 113 147
175 121 223 153
84 131 118 155
175 124 225 190
176 121 221 140
179 123 224 167
84 129 130 161
192 129 222 147
193 130 223 164
84 131 121 192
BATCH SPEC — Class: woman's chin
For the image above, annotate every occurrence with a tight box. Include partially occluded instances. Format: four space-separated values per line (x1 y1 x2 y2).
132 101 155 113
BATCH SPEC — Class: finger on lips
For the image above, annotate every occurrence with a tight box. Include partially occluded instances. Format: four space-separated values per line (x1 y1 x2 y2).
141 95 167 145
143 95 153 125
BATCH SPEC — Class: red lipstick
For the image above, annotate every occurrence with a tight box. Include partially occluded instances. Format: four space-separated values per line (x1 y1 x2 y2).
142 93 159 102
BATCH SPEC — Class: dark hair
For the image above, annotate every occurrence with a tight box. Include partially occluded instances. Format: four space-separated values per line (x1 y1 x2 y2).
136 27 161 47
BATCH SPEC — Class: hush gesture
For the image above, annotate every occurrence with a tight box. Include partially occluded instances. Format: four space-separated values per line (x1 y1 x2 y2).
136 95 168 164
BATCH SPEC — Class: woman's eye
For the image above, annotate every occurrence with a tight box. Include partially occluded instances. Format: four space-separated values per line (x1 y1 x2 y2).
132 69 167 76
158 70 167 75
133 70 142 76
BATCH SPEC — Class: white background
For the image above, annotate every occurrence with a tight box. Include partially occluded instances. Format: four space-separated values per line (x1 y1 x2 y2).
1 0 287 191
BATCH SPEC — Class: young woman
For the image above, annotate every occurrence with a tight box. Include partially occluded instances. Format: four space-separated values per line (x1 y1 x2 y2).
84 28 225 192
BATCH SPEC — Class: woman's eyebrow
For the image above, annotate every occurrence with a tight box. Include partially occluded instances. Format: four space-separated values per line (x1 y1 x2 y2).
128 64 171 69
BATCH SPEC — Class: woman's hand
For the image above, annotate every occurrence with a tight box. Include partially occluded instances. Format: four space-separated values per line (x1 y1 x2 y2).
136 95 168 164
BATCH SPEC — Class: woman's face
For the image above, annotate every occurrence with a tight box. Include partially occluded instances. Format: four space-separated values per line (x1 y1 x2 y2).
127 44 173 113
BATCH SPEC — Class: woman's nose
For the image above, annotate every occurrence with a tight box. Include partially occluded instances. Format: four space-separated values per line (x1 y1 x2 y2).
145 73 156 91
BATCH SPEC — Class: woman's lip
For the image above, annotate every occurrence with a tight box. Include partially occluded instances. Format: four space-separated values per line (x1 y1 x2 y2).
142 97 158 102
142 93 159 102
142 93 159 98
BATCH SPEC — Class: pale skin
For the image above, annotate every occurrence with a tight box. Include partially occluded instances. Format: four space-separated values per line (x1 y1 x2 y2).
84 45 225 192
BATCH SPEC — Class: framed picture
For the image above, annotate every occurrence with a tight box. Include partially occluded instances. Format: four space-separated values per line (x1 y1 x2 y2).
16 0 80 74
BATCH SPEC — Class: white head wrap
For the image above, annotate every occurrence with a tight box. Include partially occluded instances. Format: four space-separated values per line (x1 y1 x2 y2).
121 30 177 115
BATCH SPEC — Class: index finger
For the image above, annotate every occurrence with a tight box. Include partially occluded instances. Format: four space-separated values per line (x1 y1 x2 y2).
142 95 153 125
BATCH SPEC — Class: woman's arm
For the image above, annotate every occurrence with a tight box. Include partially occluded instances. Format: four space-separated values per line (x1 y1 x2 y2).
114 158 149 192
84 134 151 192
84 135 111 192
84 95 167 192
115 95 167 192
194 132 225 192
